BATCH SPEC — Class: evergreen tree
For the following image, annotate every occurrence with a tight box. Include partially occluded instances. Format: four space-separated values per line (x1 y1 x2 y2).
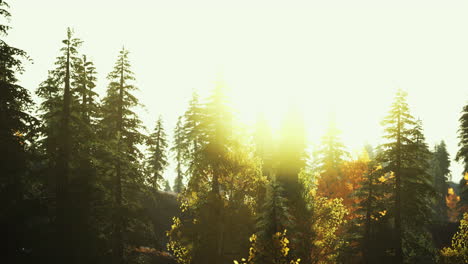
146 116 169 190
254 180 294 263
182 90 205 192
351 160 391 263
172 116 185 193
316 119 349 199
164 179 172 192
456 103 468 174
100 47 146 264
431 141 451 223
70 53 101 262
275 107 311 262
36 27 83 262
0 1 37 260
167 83 262 264
379 89 415 263
378 90 435 263
253 114 274 212
456 103 468 213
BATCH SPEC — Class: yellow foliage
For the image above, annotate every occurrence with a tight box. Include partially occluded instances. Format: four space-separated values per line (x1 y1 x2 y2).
440 213 468 263
234 230 301 264
448 188 455 195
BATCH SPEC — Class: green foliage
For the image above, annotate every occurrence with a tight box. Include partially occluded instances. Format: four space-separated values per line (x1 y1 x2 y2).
456 104 468 174
431 141 451 223
378 89 436 263
146 117 169 189
172 116 185 193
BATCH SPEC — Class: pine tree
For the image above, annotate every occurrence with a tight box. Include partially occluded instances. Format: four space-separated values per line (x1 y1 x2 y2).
167 83 262 264
253 114 274 213
378 89 415 263
275 107 311 262
146 116 169 190
164 179 172 192
456 103 468 174
316 119 349 199
182 90 205 192
351 160 391 263
379 90 435 263
456 103 468 213
172 116 185 193
100 47 146 264
36 27 83 262
254 180 295 263
431 141 451 223
70 53 101 261
0 0 36 259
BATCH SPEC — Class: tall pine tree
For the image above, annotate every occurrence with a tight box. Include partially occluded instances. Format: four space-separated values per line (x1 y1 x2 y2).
379 90 435 263
172 116 185 193
431 141 451 223
100 47 146 264
146 116 169 190
0 1 37 260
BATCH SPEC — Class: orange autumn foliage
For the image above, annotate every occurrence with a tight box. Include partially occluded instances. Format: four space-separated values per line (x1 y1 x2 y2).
317 155 368 220
446 187 460 222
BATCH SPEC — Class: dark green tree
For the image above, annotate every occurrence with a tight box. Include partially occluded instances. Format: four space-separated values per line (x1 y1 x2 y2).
0 1 37 260
164 179 172 192
146 116 169 190
100 47 146 264
456 103 468 174
378 90 435 263
456 103 468 214
70 53 102 262
182 91 205 192
172 116 185 193
430 141 451 223
379 89 415 263
36 27 83 262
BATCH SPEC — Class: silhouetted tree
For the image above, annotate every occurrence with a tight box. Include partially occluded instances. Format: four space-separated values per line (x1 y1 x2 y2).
431 141 451 223
100 47 146 264
172 116 185 193
146 116 169 190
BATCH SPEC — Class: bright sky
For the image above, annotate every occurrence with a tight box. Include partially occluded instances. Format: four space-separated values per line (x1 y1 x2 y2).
5 0 468 184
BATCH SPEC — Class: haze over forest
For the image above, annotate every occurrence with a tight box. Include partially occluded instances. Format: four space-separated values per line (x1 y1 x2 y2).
2 1 468 264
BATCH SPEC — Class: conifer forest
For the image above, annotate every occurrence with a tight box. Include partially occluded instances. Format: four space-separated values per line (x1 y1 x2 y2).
2 1 468 263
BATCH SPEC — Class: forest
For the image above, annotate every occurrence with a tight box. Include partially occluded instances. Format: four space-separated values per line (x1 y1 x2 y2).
2 1 468 264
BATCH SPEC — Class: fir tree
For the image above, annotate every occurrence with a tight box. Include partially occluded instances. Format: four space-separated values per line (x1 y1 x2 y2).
316 118 349 199
146 116 169 190
456 103 468 213
164 179 172 192
0 0 36 259
275 107 311 262
456 103 468 174
431 141 451 223
378 89 415 263
182 90 205 192
172 116 185 193
378 90 435 263
100 47 146 264
36 27 83 262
